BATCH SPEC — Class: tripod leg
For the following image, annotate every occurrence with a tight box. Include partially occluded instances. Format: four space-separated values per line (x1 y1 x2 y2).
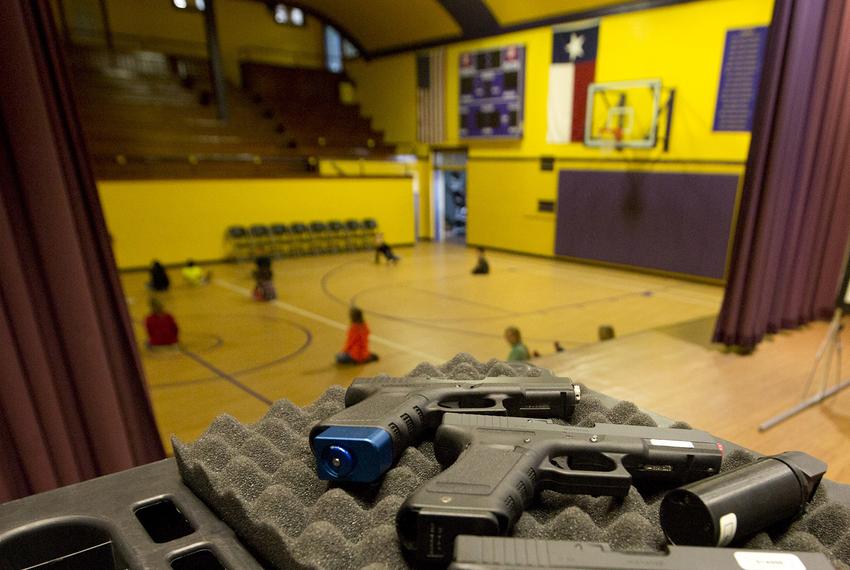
828 334 843 408
800 310 841 399
760 310 846 431
817 334 836 400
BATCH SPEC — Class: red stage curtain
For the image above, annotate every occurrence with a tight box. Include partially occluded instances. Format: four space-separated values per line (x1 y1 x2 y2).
0 0 164 502
714 0 850 349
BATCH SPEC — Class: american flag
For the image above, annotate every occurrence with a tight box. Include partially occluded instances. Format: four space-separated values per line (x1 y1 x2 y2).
417 48 445 144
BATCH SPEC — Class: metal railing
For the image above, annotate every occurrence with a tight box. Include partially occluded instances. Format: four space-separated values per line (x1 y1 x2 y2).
68 29 208 58
68 29 325 70
237 45 325 69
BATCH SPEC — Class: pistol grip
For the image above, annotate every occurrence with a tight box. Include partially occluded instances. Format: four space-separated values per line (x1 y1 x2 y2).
310 392 429 483
398 444 542 565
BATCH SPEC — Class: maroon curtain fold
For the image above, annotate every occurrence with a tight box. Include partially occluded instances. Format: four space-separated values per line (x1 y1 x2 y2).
714 0 850 349
0 0 164 502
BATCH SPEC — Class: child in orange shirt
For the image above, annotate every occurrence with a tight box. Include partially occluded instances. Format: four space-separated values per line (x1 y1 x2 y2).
335 307 379 364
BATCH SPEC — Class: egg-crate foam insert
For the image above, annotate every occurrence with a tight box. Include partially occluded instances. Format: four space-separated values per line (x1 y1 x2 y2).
174 353 850 569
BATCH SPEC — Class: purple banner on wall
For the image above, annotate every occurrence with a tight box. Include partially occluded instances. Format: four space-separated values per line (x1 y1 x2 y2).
554 170 739 279
713 26 768 132
459 45 525 139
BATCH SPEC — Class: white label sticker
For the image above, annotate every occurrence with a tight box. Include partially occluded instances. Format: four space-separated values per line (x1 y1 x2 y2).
734 551 806 570
649 439 694 448
718 512 738 546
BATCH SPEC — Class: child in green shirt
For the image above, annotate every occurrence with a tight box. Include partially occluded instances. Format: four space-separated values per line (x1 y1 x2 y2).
504 326 530 361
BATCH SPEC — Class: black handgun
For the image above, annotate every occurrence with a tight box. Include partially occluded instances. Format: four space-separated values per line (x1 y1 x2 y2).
398 413 723 565
448 536 835 569
309 375 580 483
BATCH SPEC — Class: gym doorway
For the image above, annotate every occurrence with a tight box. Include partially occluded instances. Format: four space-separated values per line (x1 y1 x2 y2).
433 151 467 243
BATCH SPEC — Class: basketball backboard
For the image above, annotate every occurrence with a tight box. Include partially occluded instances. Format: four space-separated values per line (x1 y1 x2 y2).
584 79 664 149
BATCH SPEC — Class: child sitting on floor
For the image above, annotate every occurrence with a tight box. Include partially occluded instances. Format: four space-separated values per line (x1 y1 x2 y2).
182 259 211 286
504 326 530 362
336 307 379 364
252 257 277 301
147 260 170 291
374 232 400 264
145 298 179 348
471 247 490 275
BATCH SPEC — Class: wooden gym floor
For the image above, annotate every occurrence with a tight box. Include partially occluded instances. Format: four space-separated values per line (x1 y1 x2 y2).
121 242 850 483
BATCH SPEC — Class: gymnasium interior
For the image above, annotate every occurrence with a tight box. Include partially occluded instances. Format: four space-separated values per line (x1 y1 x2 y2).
3 0 850 568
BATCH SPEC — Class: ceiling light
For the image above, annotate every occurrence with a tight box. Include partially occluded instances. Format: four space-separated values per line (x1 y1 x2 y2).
274 4 288 24
290 7 304 26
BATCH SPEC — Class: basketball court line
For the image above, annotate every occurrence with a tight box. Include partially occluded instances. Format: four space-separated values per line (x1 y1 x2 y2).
315 258 666 345
179 346 273 405
323 247 718 312
150 376 223 390
213 279 445 362
317 266 584 345
351 283 515 317
151 322 314 388
498 259 721 309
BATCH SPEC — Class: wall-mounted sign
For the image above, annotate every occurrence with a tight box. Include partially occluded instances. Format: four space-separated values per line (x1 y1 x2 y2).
459 45 525 139
713 26 768 132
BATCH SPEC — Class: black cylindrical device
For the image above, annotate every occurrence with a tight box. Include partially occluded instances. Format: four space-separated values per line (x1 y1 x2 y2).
660 451 826 546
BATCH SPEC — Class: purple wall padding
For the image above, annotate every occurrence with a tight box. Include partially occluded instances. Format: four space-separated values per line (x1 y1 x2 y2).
554 170 739 279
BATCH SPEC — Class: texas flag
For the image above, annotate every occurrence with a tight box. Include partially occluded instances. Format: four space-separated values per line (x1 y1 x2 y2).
547 23 599 143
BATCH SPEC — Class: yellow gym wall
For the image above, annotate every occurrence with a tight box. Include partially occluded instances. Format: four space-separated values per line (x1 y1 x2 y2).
352 0 772 256
316 157 433 239
99 178 415 269
415 154 434 240
347 53 418 145
442 0 773 160
458 0 772 256
62 0 324 82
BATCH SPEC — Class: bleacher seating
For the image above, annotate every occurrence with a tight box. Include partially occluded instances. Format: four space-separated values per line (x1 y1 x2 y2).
66 46 395 179
225 219 378 260
241 62 394 152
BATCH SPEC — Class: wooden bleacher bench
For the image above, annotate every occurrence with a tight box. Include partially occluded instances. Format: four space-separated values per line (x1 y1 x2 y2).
68 46 397 179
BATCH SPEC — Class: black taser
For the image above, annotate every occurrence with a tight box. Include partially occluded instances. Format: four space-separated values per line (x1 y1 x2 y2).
660 451 827 546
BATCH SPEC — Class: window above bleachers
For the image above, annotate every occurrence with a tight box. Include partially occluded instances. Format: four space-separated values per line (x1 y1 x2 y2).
172 0 205 12
270 4 306 28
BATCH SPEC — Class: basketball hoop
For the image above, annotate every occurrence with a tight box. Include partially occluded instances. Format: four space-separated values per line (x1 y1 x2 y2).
583 79 665 150
601 126 624 142
599 126 625 151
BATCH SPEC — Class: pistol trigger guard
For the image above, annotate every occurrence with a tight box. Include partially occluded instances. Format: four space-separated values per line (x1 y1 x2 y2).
536 452 633 493
607 452 632 477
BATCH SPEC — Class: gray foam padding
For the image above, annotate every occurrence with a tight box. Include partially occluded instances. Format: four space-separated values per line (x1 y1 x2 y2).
174 354 850 569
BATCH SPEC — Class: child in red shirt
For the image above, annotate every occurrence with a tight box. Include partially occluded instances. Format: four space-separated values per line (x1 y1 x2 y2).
145 298 179 347
335 307 378 364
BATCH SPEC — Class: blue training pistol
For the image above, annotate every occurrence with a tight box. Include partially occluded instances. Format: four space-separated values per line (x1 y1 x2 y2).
309 374 581 483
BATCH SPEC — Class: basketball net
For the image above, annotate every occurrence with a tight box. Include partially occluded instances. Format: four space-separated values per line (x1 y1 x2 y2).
598 126 625 155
